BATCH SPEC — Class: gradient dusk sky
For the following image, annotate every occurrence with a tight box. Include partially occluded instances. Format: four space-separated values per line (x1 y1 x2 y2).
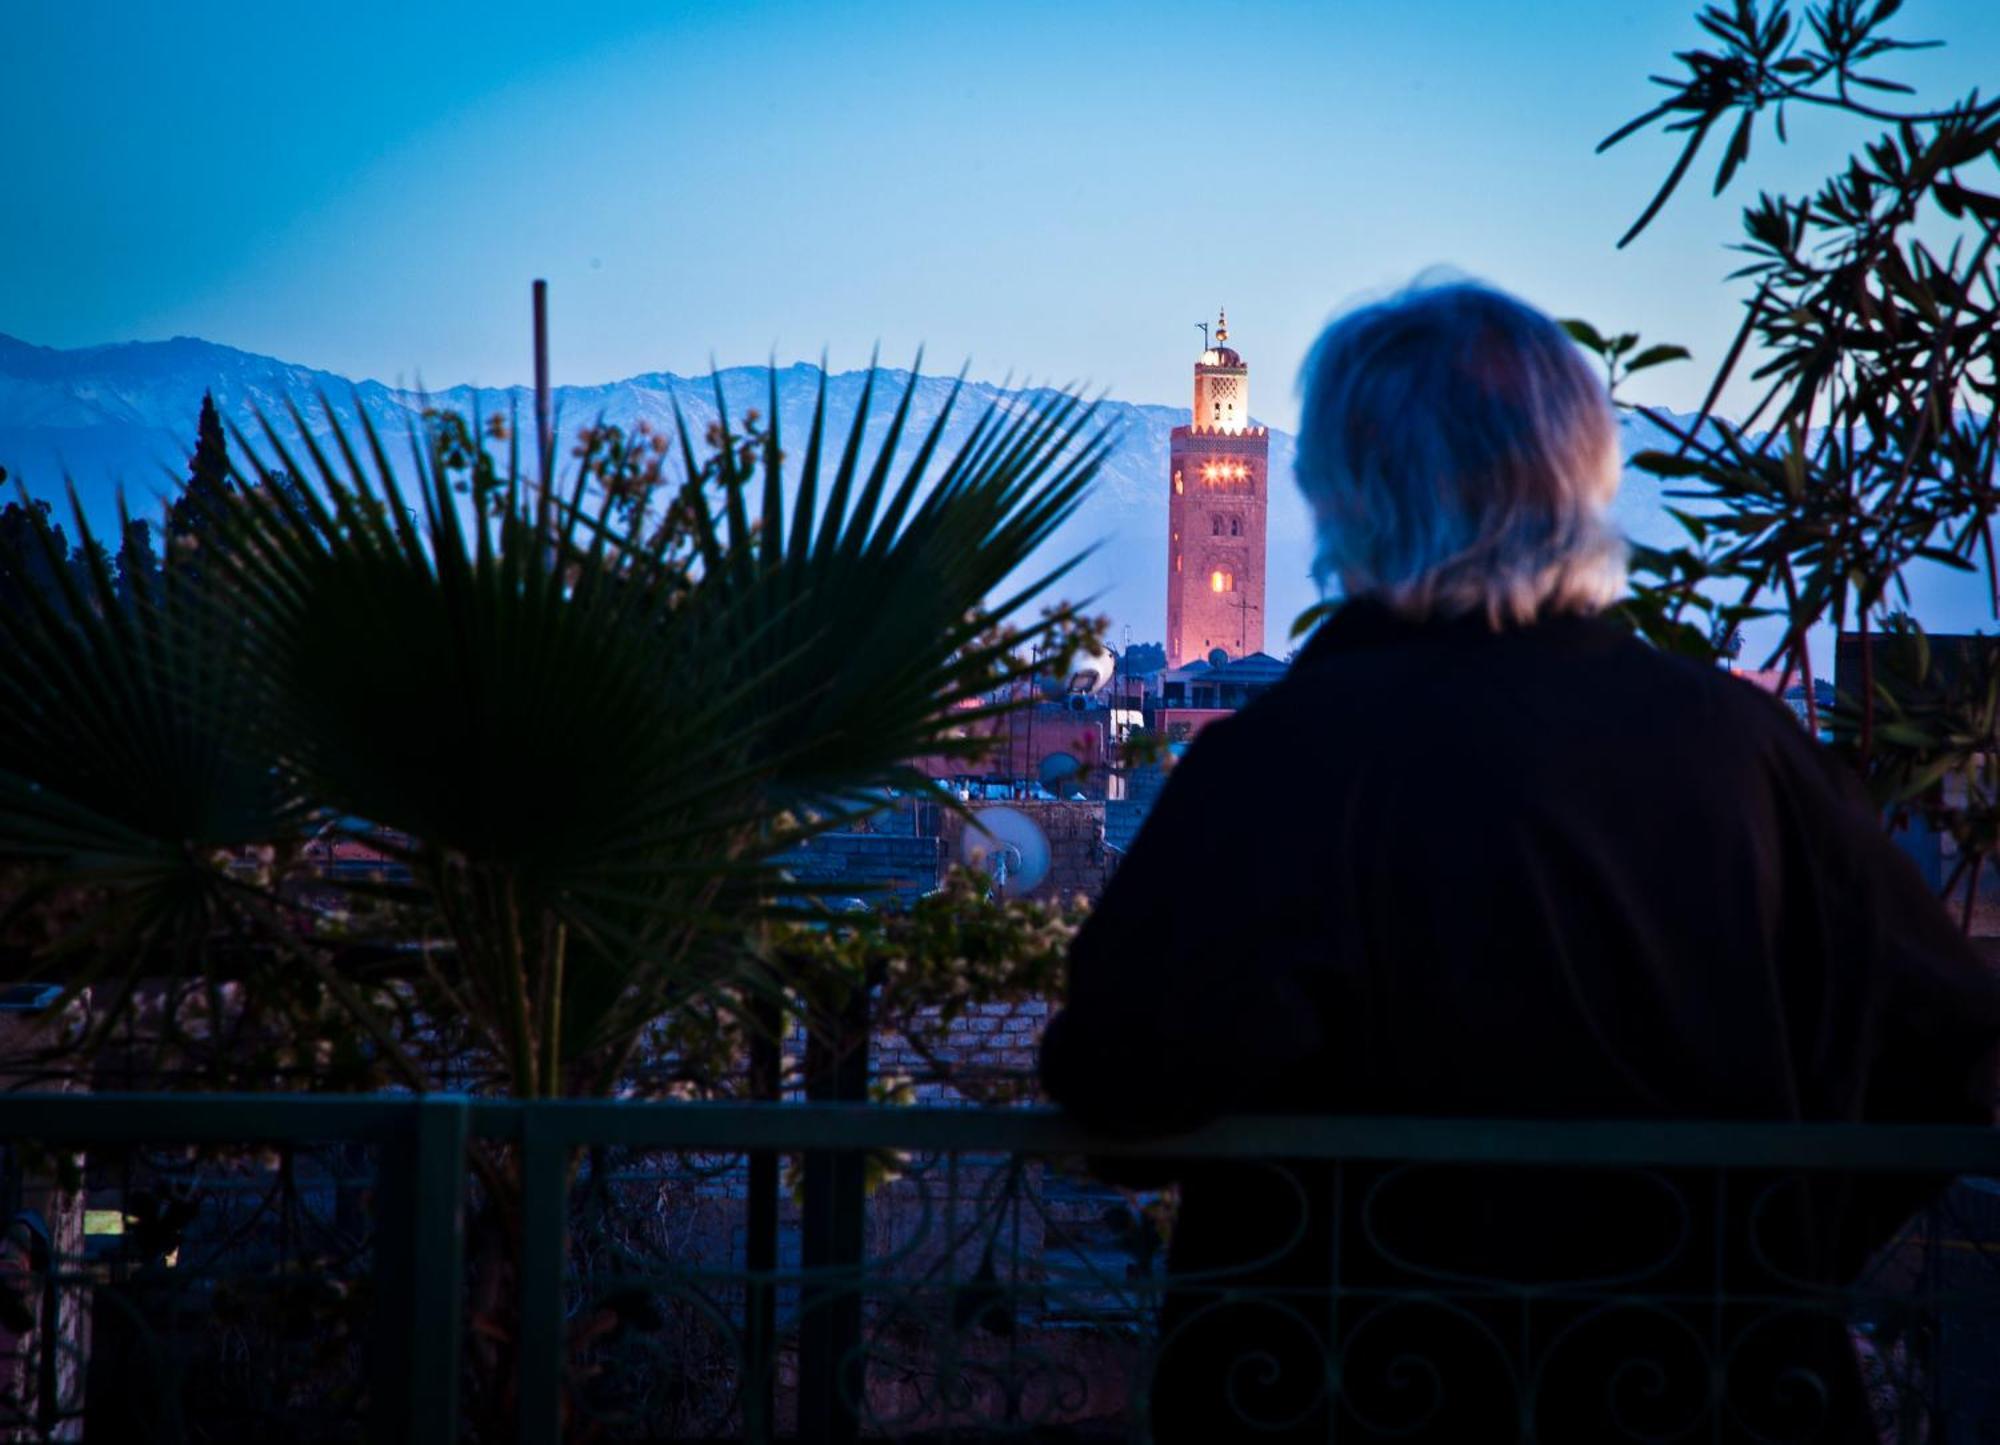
7 1 1998 425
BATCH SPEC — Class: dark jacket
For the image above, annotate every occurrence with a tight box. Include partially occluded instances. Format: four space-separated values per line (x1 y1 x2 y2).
1040 601 2000 1443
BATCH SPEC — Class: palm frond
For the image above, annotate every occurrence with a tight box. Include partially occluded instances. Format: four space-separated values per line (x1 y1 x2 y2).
687 364 1111 805
0 481 295 989
2 353 1107 1099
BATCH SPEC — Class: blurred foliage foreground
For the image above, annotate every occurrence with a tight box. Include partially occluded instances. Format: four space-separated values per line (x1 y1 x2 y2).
0 367 1114 1112
1572 0 2000 925
0 359 1123 1430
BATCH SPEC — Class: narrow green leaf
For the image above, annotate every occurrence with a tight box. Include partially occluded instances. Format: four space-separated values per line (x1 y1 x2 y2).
1560 318 1609 352
1631 449 1708 478
1626 344 1694 372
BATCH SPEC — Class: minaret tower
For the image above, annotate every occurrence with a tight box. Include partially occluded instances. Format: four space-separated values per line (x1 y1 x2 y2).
1167 308 1270 666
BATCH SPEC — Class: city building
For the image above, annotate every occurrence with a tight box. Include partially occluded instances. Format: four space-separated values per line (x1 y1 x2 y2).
1167 309 1271 667
1156 649 1289 742
910 687 1115 801
771 831 947 912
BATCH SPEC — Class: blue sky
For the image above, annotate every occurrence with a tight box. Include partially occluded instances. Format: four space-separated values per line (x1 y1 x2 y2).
7 0 1998 425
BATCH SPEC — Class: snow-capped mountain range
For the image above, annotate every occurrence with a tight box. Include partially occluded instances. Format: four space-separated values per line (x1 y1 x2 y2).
0 330 1987 647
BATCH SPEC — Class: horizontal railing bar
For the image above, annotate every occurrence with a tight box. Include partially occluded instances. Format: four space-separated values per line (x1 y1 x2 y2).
466 1100 2000 1172
0 1094 1992 1172
0 1092 436 1141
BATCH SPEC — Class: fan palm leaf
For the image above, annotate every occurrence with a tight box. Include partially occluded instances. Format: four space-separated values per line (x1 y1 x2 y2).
0 486 293 993
0 354 1110 1100
211 402 803 1095
664 363 1113 809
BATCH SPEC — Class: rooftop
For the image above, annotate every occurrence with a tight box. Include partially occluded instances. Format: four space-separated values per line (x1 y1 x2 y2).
1161 649 1289 685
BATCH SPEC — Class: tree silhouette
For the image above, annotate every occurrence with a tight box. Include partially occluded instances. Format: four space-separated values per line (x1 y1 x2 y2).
166 390 233 548
1118 642 1166 675
116 517 161 604
2 394 229 612
0 497 73 613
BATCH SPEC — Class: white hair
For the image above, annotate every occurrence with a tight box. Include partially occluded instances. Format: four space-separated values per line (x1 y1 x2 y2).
1294 279 1625 627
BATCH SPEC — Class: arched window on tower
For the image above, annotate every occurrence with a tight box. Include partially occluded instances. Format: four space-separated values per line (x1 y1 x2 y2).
1210 515 1225 536
1229 515 1242 537
1210 568 1235 594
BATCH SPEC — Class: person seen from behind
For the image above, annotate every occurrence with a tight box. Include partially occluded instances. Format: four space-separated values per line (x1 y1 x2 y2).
1039 278 2000 1444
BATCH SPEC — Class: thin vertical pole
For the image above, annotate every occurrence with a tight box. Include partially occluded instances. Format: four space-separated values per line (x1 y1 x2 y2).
799 986 869 1445
532 279 552 515
519 1105 567 1445
744 999 782 1441
371 1095 468 1444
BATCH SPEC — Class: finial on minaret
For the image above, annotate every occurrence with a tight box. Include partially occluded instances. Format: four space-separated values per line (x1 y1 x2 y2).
1216 307 1229 344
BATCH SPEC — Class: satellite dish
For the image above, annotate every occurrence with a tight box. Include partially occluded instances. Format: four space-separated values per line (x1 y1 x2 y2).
1207 647 1231 668
1038 750 1082 791
1067 645 1116 694
960 806 1053 894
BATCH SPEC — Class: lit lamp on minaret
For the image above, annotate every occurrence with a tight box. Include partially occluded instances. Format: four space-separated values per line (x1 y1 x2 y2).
1167 308 1270 666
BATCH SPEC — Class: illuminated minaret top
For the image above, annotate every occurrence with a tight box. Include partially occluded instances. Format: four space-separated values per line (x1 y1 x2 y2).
1167 308 1270 666
1193 307 1250 433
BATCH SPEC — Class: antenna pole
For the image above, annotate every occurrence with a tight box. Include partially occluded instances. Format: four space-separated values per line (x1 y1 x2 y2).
532 279 552 511
1026 640 1039 797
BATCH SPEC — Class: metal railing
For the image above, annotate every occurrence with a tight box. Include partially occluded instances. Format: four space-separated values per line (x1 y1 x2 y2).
0 1093 1997 1442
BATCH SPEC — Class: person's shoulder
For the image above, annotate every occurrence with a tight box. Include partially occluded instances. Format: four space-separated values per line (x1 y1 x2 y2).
1640 641 1818 738
1605 636 1864 803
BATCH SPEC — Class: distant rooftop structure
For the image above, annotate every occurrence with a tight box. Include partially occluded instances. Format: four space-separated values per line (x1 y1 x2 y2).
1159 650 1287 711
771 832 945 912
